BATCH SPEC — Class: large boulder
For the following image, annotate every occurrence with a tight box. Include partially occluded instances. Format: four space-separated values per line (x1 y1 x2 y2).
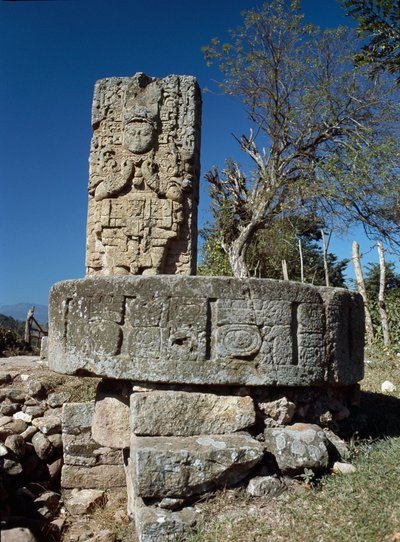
131 432 264 498
264 423 329 473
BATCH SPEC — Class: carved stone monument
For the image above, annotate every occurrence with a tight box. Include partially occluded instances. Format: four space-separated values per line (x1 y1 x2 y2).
48 72 365 542
86 73 201 276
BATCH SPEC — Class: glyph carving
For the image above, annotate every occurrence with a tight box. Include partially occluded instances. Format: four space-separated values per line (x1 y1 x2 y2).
86 73 201 276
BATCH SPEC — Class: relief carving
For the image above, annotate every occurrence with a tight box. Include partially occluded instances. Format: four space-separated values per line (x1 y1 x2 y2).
86 73 201 276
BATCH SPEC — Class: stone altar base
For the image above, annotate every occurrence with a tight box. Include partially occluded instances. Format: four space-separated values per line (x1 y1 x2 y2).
48 276 364 540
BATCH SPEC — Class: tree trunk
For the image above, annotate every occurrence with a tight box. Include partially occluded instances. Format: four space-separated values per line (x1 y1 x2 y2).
298 239 304 283
352 241 374 345
224 220 261 278
25 306 35 344
321 229 332 287
377 241 391 347
282 260 289 280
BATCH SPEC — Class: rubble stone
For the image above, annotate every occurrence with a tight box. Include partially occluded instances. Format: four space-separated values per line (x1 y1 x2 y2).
264 423 329 473
65 488 106 515
32 415 61 435
5 434 26 457
92 395 130 449
247 475 286 497
31 432 53 460
134 502 198 542
259 397 296 427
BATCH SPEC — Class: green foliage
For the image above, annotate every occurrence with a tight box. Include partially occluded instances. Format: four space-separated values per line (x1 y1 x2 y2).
198 216 349 286
369 289 400 348
0 313 25 336
341 0 400 81
363 261 400 348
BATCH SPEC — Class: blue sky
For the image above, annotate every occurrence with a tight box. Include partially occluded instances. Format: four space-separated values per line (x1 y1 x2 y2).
0 0 395 306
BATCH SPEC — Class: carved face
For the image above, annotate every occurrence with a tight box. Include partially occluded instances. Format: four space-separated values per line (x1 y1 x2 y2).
124 121 155 154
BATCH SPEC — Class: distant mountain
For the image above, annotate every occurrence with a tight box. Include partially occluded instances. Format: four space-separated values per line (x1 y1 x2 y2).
0 303 48 324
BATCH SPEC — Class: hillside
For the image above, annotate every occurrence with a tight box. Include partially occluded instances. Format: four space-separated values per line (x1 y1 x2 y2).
0 303 48 324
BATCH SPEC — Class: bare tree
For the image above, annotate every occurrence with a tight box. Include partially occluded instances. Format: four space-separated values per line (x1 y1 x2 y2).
377 240 391 346
352 241 374 345
204 0 400 277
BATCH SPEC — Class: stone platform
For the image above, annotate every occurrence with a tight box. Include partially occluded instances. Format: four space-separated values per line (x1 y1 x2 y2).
48 275 364 387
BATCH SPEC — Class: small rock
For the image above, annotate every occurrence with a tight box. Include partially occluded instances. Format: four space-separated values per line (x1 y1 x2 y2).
32 415 61 435
0 415 13 427
5 434 26 457
34 490 60 519
31 432 53 460
158 497 185 510
21 426 38 441
1 403 19 416
247 475 286 497
381 381 396 393
1 527 37 542
20 374 30 381
65 489 106 515
47 458 63 479
259 397 296 426
0 443 9 457
333 461 357 475
13 411 32 423
3 458 23 476
3 419 28 435
48 391 71 408
24 398 38 407
24 405 46 418
26 379 45 398
47 433 63 449
6 389 26 403
323 429 350 459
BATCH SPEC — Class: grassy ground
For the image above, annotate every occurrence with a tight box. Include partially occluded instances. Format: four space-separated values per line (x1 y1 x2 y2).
184 347 400 542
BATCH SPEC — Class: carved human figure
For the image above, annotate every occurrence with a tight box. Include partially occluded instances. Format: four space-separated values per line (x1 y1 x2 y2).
86 74 201 276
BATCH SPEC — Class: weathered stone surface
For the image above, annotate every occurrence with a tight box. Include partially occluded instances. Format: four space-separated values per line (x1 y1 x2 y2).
92 396 130 449
65 488 105 515
31 432 53 460
134 503 198 542
61 464 126 489
131 432 264 498
264 423 329 473
48 277 364 387
5 434 26 457
259 397 296 427
86 73 201 277
62 402 94 435
48 391 71 408
131 391 255 436
1 528 37 542
32 415 61 435
247 475 286 497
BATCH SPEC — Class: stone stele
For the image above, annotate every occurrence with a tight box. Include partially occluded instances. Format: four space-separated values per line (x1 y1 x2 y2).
86 72 201 277
48 275 364 387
